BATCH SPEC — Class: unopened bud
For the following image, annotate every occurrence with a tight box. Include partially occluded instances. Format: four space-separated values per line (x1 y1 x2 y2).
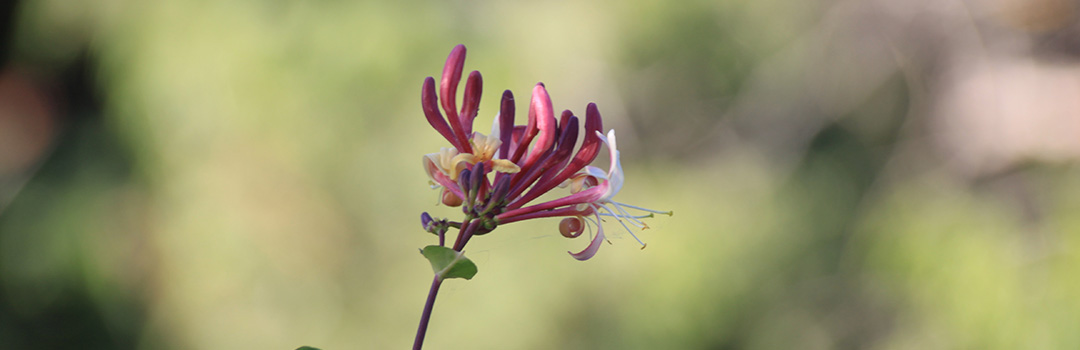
421 212 435 232
458 168 472 195
441 189 463 207
470 161 486 192
489 175 511 205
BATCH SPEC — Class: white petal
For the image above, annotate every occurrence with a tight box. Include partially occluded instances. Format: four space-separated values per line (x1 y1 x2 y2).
569 211 606 261
585 166 607 179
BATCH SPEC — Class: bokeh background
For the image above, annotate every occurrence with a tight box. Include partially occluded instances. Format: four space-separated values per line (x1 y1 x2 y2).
3 0 1080 348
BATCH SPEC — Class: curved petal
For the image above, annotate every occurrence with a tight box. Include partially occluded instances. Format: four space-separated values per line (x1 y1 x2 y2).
423 153 443 181
470 132 502 161
595 130 619 176
569 211 606 261
448 153 476 179
424 156 467 201
490 159 521 173
585 165 607 180
606 151 623 198
594 129 624 199
568 174 599 194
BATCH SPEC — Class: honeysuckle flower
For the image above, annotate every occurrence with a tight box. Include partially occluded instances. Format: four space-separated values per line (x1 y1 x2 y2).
412 44 672 350
416 44 669 262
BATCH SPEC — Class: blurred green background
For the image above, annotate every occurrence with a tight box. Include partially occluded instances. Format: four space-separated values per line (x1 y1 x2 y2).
3 0 1080 348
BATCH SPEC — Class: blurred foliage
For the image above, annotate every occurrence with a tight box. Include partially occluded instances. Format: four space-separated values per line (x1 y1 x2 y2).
2 0 1080 349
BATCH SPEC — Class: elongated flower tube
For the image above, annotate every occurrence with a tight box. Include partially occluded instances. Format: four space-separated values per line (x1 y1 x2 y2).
507 103 604 209
494 129 672 260
518 84 556 172
421 44 473 153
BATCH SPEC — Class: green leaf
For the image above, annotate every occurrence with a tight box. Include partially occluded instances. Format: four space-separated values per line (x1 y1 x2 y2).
421 245 478 280
296 347 321 350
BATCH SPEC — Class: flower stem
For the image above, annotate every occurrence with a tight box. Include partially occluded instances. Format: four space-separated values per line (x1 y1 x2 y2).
453 220 480 251
416 218 476 349
451 218 476 251
413 276 443 350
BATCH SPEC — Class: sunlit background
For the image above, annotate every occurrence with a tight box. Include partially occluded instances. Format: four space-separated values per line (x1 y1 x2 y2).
2 0 1080 348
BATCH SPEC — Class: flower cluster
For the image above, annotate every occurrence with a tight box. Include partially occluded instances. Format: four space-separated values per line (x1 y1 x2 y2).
419 44 670 261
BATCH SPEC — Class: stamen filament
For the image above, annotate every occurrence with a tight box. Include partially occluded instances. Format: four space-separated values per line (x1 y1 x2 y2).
583 215 599 240
609 203 647 228
598 203 646 247
611 201 674 216
598 212 654 219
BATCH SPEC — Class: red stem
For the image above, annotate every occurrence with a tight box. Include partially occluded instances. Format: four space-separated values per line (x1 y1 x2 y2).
413 276 443 350
415 218 477 349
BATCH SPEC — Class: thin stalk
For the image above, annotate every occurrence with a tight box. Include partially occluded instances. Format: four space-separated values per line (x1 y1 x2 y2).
451 217 474 251
453 220 480 251
413 276 443 350
416 218 477 349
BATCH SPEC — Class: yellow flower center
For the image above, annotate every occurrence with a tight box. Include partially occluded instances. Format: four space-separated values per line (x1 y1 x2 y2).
424 133 520 181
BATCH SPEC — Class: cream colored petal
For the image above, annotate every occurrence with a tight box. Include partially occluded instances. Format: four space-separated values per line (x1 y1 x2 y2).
448 153 477 179
470 132 502 161
423 154 442 180
490 159 521 173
